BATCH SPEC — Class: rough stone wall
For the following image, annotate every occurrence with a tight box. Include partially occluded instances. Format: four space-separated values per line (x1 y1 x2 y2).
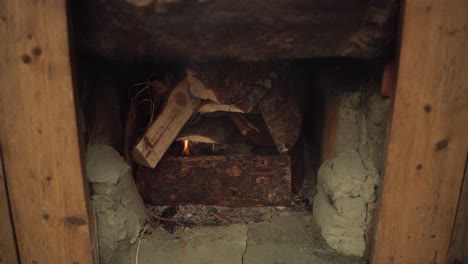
314 92 390 256
86 145 148 263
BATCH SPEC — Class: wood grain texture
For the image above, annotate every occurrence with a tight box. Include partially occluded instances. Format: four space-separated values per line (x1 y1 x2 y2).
371 1 468 263
137 155 292 206
0 0 96 263
447 160 468 263
73 0 398 61
260 83 303 154
132 79 200 168
198 103 245 113
0 157 18 264
321 95 338 161
177 117 235 144
381 61 397 97
190 62 279 113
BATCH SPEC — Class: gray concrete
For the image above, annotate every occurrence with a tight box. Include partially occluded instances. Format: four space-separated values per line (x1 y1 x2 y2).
86 145 148 263
110 212 361 264
244 213 361 264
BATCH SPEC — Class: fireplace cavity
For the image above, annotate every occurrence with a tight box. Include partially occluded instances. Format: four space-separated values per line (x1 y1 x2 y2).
78 55 390 263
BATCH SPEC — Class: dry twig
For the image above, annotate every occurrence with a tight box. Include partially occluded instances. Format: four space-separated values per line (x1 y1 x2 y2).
135 224 150 264
146 209 179 222
211 212 232 223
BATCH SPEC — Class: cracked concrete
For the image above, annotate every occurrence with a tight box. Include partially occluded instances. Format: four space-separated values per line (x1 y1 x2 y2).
110 224 248 264
241 226 249 264
243 212 361 264
110 211 362 264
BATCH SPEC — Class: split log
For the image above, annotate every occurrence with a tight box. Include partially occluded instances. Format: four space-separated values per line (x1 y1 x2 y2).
260 79 303 153
187 70 219 103
228 113 276 147
198 103 246 113
229 113 257 136
187 70 248 114
176 117 235 144
137 155 292 206
188 63 302 152
187 63 283 113
132 79 200 168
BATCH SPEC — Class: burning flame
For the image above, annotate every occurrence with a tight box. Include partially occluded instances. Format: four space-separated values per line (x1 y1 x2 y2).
182 139 190 156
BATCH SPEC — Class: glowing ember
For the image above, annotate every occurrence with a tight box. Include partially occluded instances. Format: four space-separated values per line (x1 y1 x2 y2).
182 139 190 156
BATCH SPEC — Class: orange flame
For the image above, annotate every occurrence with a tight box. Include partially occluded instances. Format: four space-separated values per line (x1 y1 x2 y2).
182 139 190 156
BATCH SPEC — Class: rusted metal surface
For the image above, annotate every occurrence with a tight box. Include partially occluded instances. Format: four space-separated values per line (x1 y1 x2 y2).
137 155 292 206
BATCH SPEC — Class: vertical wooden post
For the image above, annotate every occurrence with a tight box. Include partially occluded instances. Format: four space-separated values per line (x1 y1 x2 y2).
0 0 96 263
446 161 468 263
372 0 468 263
0 158 18 264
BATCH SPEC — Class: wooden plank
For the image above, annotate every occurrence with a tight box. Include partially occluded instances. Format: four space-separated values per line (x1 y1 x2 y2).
380 61 397 97
132 79 201 168
447 160 468 263
0 156 18 264
321 95 338 161
137 155 292 206
371 1 468 263
0 1 97 263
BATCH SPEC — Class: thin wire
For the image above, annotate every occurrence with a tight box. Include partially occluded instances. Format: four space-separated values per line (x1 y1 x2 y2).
135 224 150 264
